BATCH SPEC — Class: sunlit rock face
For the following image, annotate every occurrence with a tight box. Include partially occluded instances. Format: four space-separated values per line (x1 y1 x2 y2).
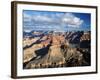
47 45 65 63
23 44 43 63
23 31 91 69
64 47 83 66
23 37 40 47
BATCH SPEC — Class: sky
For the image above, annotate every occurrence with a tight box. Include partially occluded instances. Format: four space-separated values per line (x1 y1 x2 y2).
23 10 91 32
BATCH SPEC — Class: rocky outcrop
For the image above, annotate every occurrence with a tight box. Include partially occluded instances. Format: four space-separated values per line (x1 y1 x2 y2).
23 31 91 69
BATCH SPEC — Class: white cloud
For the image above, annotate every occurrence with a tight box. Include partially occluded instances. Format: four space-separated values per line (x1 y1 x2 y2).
23 13 31 22
62 13 84 27
55 13 64 18
32 15 52 22
24 12 84 29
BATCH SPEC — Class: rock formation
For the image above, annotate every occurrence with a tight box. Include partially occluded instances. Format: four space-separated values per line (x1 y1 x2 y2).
23 31 91 69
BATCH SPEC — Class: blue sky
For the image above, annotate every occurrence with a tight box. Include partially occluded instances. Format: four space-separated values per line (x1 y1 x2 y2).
23 10 91 32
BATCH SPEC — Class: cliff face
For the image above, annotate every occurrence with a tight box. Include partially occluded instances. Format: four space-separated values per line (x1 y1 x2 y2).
23 31 91 69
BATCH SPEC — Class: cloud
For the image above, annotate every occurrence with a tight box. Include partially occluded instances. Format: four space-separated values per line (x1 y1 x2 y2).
32 15 52 22
23 13 31 22
62 13 83 27
30 13 83 28
23 12 84 31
